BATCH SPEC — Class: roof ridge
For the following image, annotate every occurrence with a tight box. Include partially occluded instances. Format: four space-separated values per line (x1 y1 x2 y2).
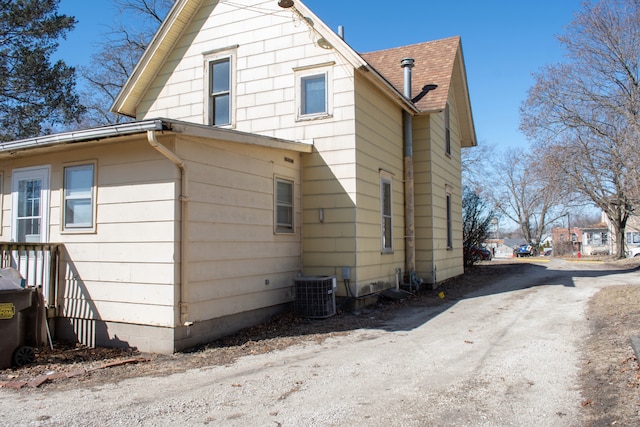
360 35 460 55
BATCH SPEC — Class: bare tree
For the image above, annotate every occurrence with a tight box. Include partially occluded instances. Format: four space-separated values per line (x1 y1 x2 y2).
489 147 566 245
461 143 494 194
78 0 174 127
521 0 640 258
462 186 494 266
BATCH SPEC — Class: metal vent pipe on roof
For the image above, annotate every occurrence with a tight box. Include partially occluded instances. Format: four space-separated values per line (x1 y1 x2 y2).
338 25 344 40
401 57 418 289
401 58 415 98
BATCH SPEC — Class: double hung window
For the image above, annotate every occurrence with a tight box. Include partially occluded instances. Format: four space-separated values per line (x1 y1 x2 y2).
381 173 393 253
275 178 294 233
63 163 95 230
209 58 231 126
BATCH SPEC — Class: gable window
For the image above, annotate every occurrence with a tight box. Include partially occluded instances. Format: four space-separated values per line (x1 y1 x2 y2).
381 172 393 253
203 46 237 127
446 192 453 249
294 62 334 121
63 163 95 230
301 74 326 115
275 178 294 233
209 58 231 126
445 102 451 156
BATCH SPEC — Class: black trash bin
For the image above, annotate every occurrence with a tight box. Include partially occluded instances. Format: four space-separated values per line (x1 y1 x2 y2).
0 288 44 369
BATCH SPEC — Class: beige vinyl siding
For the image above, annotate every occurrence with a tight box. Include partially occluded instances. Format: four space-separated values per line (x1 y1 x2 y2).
413 114 435 282
0 139 179 328
352 76 404 295
176 135 302 323
302 150 357 280
0 130 305 345
414 94 464 284
138 1 362 291
139 0 356 143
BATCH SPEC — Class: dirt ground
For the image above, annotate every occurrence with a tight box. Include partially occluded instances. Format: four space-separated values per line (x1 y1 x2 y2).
578 259 640 426
2 258 640 424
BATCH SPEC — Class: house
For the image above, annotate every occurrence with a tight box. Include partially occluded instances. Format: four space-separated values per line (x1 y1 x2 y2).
0 0 476 353
484 238 521 258
579 210 640 256
581 222 610 255
599 211 640 255
551 226 582 256
624 215 640 249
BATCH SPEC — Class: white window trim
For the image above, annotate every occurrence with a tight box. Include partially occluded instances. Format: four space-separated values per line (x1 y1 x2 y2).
203 46 237 128
274 176 295 234
294 63 333 121
11 165 51 243
61 160 97 234
380 171 393 253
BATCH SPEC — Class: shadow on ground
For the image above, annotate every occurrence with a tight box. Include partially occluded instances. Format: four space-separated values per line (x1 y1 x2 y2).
4 258 640 390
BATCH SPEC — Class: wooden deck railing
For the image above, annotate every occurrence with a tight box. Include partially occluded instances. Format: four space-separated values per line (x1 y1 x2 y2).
0 243 61 314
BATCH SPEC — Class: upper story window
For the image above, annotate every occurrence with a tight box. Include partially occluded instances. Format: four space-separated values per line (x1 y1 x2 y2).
209 58 231 126
63 163 96 231
301 74 326 115
294 62 334 121
203 45 237 127
445 102 451 156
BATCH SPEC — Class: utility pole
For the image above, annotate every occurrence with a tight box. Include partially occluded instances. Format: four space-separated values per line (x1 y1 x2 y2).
567 212 572 256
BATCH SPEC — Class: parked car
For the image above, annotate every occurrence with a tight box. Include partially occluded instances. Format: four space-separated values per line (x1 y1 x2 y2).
627 245 640 258
464 245 492 261
514 244 539 257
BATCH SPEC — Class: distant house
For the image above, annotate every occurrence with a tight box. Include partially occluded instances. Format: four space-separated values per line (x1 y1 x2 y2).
592 211 640 256
624 215 640 248
551 227 582 255
0 0 476 353
485 238 525 258
581 222 610 255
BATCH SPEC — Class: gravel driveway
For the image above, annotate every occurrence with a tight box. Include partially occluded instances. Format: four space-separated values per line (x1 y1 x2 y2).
2 258 640 426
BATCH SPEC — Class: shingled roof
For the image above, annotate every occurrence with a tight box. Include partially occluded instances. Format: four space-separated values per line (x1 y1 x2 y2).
361 36 461 113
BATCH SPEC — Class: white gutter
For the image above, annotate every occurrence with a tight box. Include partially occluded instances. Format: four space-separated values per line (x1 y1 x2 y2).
147 130 191 326
0 120 165 152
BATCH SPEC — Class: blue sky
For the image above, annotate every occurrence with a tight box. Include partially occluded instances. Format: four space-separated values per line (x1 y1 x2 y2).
56 0 584 151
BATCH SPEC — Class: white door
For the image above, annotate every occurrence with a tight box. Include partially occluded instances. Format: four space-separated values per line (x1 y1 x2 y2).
11 166 51 289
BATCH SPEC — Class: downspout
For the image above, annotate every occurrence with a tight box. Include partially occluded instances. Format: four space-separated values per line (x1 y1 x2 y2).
147 130 191 326
401 58 417 288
